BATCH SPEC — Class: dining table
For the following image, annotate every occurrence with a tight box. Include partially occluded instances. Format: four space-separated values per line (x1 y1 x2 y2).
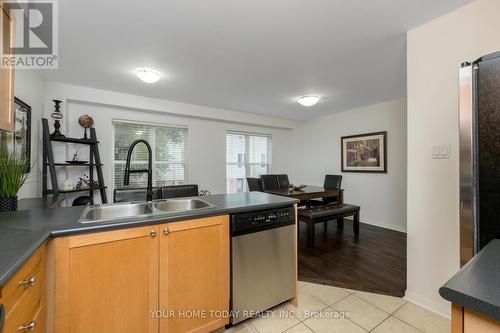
264 185 344 204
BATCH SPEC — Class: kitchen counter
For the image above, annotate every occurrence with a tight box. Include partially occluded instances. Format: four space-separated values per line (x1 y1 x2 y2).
0 192 298 288
439 239 500 322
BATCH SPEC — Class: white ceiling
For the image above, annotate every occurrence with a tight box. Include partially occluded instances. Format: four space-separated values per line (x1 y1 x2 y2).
40 0 471 120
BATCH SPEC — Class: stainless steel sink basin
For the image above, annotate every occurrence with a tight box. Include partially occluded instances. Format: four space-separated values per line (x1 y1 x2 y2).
79 202 153 224
79 198 216 224
152 198 215 213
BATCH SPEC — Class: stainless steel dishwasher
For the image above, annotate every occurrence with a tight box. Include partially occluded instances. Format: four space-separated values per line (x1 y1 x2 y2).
230 206 296 325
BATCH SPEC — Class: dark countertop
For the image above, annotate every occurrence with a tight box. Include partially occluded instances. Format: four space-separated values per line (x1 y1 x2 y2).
439 239 500 322
0 192 298 288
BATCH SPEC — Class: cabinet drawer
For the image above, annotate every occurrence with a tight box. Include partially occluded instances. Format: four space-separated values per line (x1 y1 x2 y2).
0 245 45 316
4 304 43 333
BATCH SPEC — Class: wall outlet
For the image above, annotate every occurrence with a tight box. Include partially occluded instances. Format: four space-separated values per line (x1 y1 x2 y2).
432 144 451 159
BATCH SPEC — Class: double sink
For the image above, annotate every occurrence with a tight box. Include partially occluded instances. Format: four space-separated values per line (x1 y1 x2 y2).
79 198 216 224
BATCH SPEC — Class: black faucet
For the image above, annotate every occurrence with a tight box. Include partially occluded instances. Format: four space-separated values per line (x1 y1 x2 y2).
124 139 153 201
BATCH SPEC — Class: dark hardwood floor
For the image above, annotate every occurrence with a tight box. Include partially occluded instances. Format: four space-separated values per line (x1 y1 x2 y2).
298 218 407 297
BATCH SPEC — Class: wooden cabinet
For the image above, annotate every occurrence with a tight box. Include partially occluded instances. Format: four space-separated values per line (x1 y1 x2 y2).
452 304 500 333
50 215 230 333
0 243 46 333
49 226 159 333
0 3 14 132
159 215 230 333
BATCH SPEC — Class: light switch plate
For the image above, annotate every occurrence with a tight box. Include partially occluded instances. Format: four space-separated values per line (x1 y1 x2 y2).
432 144 451 159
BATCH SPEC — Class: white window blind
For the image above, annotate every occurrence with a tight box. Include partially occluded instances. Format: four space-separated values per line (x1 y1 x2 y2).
112 121 188 189
226 131 271 193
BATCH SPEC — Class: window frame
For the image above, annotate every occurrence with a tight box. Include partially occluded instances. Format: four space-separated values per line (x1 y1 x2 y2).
225 130 272 193
111 118 189 191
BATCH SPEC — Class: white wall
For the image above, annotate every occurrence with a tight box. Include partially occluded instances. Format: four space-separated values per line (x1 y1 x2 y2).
14 70 45 199
42 82 294 203
292 99 407 232
406 0 500 317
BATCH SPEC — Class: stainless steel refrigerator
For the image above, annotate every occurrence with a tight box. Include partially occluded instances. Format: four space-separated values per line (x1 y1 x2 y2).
459 51 500 266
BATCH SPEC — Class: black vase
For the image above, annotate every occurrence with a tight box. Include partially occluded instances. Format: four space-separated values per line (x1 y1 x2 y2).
0 196 18 212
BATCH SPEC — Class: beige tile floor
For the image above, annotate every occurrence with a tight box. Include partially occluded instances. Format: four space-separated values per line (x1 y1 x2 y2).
225 282 450 333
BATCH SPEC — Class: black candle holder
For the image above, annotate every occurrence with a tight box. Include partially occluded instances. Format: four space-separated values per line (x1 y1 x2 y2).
50 99 65 138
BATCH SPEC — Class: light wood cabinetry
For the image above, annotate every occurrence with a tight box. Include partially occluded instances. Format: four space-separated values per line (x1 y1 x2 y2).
0 2 14 132
49 215 230 333
451 304 500 333
0 243 46 332
159 215 230 333
49 226 159 333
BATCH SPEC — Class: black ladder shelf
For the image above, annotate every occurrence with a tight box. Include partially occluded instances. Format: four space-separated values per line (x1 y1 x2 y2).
42 118 108 204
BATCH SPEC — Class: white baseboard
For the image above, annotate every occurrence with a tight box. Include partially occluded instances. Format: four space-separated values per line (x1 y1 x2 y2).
404 290 451 319
355 218 407 233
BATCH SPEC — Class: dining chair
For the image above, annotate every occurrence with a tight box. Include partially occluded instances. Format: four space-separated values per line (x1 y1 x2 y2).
160 184 199 199
260 174 279 191
309 174 343 206
323 174 342 204
277 174 290 188
246 177 263 192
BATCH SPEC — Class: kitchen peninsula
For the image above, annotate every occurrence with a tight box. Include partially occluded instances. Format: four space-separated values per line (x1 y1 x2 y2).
0 192 298 333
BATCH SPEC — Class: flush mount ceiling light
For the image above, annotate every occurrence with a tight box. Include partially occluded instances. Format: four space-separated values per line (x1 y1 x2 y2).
297 96 320 107
136 68 161 83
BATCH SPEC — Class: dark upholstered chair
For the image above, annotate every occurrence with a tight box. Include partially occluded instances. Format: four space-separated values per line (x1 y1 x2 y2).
323 174 342 204
260 174 279 191
308 174 343 206
160 184 199 199
113 187 160 203
277 174 290 189
246 177 263 192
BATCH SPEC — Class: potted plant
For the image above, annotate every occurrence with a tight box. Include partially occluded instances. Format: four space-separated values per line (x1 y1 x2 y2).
0 148 28 212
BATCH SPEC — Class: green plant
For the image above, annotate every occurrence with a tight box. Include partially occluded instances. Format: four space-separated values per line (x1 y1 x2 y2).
0 148 28 198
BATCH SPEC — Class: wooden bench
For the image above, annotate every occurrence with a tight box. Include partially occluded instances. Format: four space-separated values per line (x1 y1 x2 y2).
298 204 360 248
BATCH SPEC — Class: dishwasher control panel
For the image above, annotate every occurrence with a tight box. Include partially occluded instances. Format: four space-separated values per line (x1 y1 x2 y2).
231 206 295 236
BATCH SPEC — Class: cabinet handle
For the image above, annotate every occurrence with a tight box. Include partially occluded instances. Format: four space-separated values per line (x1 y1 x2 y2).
19 276 36 287
163 227 170 235
18 320 36 331
150 230 157 237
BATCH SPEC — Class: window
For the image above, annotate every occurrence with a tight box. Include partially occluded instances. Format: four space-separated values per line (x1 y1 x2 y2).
226 132 272 193
112 121 188 189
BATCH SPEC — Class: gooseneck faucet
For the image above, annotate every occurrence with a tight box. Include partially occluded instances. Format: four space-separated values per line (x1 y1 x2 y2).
124 139 153 201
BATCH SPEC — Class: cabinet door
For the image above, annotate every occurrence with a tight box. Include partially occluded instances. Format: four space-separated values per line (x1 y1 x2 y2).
51 226 159 333
159 215 230 333
0 4 14 132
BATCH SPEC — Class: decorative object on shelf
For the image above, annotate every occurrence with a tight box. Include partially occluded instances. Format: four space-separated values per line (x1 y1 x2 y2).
199 189 212 196
72 196 93 206
75 174 100 190
0 149 28 211
65 154 87 164
65 153 88 165
62 179 73 191
341 131 387 173
78 114 94 140
65 160 89 165
50 99 65 139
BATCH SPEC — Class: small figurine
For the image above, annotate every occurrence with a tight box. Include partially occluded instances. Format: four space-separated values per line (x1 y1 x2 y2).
76 174 100 189
62 179 73 191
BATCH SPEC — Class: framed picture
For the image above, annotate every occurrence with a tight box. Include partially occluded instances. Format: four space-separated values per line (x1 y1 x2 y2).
341 131 387 173
0 98 31 173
